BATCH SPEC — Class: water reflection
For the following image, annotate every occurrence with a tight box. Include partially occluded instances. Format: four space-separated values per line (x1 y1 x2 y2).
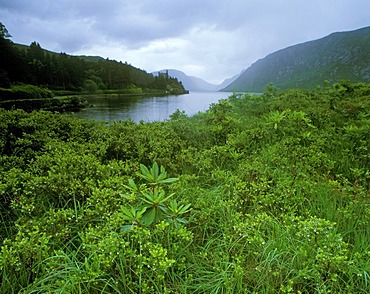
73 92 233 123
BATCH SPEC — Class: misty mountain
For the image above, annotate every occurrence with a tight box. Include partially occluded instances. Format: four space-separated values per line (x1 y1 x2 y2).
223 26 370 92
152 69 239 92
218 72 242 90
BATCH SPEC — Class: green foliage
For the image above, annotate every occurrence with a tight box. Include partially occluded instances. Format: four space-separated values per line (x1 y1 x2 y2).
0 82 370 292
0 95 88 111
82 79 99 93
120 162 189 230
0 22 11 39
0 84 54 101
137 162 178 185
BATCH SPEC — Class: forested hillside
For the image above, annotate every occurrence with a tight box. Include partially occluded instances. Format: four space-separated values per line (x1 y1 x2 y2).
0 22 186 95
1 81 369 293
224 26 370 92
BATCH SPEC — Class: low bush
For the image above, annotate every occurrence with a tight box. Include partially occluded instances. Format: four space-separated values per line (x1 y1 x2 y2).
0 84 54 101
0 82 369 293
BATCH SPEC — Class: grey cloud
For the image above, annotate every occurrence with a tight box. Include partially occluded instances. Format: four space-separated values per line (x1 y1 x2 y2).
1 0 369 82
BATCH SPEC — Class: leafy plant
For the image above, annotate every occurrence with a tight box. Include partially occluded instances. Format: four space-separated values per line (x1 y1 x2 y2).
164 200 192 227
120 162 191 230
137 162 178 187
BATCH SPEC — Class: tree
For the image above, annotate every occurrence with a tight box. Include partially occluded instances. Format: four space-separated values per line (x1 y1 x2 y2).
0 22 26 86
0 22 12 39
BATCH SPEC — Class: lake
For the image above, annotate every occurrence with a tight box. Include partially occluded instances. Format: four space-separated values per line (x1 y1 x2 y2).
73 91 233 123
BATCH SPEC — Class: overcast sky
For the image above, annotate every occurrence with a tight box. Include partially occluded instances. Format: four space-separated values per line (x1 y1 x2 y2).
1 0 369 84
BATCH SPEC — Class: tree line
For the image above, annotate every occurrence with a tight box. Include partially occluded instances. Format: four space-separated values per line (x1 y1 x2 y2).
0 22 186 94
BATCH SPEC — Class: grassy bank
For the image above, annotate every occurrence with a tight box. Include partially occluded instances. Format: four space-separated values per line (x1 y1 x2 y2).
0 81 369 293
0 96 88 112
53 84 189 97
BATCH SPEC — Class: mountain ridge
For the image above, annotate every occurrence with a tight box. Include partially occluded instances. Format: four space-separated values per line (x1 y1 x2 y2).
152 69 239 92
223 26 370 92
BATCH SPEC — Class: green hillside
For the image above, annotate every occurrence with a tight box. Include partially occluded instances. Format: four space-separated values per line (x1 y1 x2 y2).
223 26 370 92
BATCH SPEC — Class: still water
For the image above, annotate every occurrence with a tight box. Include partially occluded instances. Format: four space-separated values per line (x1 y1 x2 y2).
73 91 233 123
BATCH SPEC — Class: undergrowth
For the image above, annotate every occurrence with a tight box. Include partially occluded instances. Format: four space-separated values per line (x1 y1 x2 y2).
1 81 369 293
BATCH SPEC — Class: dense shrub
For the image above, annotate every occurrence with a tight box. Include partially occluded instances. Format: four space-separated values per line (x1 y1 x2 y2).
0 96 88 111
0 82 369 293
0 84 54 101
